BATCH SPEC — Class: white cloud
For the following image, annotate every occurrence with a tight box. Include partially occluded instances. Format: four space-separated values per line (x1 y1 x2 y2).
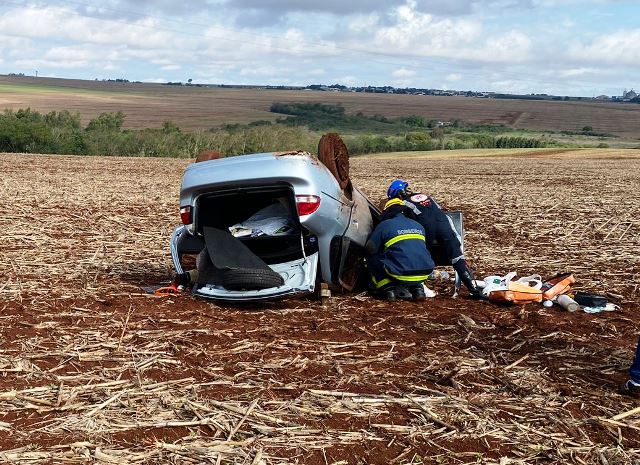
446 73 462 81
0 34 31 51
489 79 532 94
15 58 88 69
392 68 416 78
332 75 359 86
224 0 578 18
348 13 380 33
370 5 483 53
0 6 184 49
558 67 605 78
467 30 531 63
144 77 170 83
229 0 402 16
151 58 177 66
569 29 640 65
102 62 121 71
44 46 95 62
239 66 281 77
341 3 531 64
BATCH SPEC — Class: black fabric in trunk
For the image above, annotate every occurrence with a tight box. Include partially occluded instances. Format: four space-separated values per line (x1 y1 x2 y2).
197 227 283 288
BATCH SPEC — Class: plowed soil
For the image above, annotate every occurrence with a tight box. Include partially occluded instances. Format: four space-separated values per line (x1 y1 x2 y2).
1 149 639 464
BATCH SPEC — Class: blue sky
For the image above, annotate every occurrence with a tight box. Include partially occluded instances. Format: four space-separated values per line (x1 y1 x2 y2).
0 0 637 96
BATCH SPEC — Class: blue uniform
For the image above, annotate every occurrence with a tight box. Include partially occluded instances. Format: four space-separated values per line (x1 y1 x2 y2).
366 212 435 289
404 193 463 264
630 337 640 384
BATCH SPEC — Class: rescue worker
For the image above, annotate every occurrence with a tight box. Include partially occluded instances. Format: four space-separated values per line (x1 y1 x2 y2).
366 198 435 301
386 179 481 298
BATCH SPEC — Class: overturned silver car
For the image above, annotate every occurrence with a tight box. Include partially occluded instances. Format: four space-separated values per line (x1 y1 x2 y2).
170 143 378 301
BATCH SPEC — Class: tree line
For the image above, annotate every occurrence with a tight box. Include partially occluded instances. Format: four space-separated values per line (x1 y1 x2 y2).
0 108 319 157
0 107 550 158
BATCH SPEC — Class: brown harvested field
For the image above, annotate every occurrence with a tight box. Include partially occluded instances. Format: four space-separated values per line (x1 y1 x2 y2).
2 75 640 138
1 148 640 464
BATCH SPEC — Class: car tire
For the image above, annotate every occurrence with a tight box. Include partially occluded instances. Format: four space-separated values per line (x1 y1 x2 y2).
222 268 284 291
318 133 350 189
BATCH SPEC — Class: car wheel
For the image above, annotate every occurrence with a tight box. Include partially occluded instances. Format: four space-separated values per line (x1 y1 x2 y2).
318 133 350 189
222 268 284 290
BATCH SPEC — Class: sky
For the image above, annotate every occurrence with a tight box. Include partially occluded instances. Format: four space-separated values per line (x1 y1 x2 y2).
0 0 638 96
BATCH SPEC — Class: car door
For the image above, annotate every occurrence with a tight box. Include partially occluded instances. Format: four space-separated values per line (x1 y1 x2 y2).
329 186 376 291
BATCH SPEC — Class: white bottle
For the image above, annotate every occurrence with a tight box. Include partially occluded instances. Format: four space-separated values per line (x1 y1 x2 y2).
556 294 579 312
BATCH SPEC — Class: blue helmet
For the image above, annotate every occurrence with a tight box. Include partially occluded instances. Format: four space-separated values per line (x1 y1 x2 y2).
387 179 409 199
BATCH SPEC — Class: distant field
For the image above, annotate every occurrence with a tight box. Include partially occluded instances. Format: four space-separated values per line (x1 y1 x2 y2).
2 75 640 139
359 147 640 159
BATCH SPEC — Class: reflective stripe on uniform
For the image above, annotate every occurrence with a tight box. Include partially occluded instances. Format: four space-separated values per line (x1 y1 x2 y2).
384 233 425 249
404 201 421 216
371 276 392 289
385 270 430 282
384 198 405 210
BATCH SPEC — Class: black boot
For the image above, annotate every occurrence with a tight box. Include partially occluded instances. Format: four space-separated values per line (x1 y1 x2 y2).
383 287 397 301
453 260 481 298
371 285 397 301
409 284 426 301
392 285 413 300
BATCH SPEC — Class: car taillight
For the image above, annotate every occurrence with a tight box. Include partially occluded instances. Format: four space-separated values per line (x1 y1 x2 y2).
295 195 321 216
180 205 192 225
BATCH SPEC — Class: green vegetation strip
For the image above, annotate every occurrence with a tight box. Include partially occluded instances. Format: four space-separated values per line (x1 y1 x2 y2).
0 102 625 158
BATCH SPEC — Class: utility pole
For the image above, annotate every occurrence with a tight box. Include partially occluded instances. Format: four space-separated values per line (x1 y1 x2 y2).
35 70 38 77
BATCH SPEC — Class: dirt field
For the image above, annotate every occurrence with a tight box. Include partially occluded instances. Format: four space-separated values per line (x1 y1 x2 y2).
2 75 640 139
1 149 640 464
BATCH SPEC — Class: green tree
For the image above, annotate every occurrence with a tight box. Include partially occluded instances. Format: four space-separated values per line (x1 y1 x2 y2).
0 110 52 153
44 110 81 129
86 111 126 131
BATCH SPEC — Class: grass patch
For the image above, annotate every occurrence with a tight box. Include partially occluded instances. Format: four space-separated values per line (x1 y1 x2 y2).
0 83 135 96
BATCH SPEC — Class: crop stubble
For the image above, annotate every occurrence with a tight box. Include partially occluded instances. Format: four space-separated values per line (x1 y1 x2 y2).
0 150 639 464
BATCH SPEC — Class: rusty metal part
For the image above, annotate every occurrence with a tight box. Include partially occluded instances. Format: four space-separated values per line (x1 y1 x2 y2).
318 133 350 189
195 150 222 163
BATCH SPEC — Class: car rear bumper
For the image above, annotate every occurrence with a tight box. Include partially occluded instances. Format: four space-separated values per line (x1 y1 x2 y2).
170 225 319 302
191 252 318 301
